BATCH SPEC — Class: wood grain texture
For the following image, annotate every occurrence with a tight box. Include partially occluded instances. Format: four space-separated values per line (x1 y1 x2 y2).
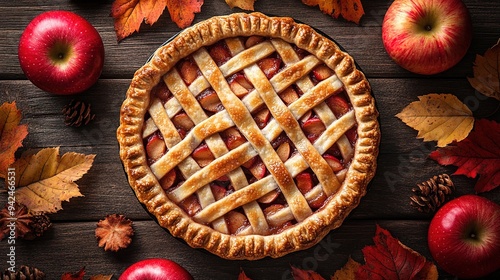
0 0 499 279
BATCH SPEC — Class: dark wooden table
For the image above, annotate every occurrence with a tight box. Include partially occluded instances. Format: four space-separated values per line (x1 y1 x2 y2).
1 0 499 279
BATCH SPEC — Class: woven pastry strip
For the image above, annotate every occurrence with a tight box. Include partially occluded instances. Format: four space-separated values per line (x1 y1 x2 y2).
145 37 357 233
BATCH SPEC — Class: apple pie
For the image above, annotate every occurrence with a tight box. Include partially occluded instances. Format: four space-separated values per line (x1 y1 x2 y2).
117 12 380 260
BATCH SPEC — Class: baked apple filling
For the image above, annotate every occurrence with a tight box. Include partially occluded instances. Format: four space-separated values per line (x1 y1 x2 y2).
141 36 358 236
118 13 379 259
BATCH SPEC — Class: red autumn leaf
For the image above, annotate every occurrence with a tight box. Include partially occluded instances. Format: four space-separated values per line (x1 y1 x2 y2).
0 101 28 178
356 225 438 280
429 119 500 193
238 268 253 280
61 267 85 280
291 265 325 280
110 0 203 41
301 0 364 24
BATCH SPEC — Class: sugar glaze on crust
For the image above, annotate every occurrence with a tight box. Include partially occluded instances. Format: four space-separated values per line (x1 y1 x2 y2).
117 12 380 260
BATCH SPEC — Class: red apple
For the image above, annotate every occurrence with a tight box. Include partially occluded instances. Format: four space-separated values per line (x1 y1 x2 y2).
428 195 500 279
18 10 104 95
119 258 193 280
382 0 472 75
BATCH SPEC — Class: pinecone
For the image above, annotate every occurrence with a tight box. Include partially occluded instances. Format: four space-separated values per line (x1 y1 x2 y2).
410 174 455 213
0 265 45 279
25 214 52 240
62 99 95 127
0 203 51 240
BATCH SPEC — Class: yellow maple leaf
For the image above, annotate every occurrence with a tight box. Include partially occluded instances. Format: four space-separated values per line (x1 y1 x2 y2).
396 94 474 147
226 0 255 10
468 38 500 101
11 147 95 214
0 101 28 178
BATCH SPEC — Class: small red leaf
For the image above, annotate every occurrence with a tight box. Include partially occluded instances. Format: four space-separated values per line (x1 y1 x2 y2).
238 268 252 280
61 267 85 280
356 225 438 280
429 119 500 193
291 265 325 280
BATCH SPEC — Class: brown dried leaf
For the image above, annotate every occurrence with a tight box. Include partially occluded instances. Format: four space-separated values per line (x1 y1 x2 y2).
12 147 95 214
95 214 134 252
396 94 474 147
0 101 28 178
468 39 500 101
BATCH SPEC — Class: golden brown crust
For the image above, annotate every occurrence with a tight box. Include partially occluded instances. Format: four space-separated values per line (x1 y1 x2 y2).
117 12 380 260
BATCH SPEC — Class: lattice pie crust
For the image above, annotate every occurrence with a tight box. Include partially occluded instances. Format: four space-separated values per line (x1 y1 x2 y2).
117 12 379 260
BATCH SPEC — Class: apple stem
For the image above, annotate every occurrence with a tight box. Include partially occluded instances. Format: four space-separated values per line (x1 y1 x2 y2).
425 25 432 31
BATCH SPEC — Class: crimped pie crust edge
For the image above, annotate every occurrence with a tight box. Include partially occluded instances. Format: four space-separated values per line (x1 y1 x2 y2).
117 12 380 260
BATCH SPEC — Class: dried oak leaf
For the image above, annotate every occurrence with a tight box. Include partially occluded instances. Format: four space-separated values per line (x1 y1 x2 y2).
95 214 134 252
468 39 500 101
226 0 255 10
356 225 438 280
301 0 364 24
331 257 360 280
430 119 500 193
12 147 95 214
396 93 474 147
0 101 28 178
111 0 204 41
291 265 325 280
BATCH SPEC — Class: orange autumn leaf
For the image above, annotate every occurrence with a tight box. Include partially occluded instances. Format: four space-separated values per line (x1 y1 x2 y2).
165 0 204 28
226 0 255 10
331 257 360 280
111 0 203 41
0 101 28 178
302 0 364 24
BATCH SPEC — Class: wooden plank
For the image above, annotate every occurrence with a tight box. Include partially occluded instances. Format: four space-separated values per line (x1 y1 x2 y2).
1 78 497 152
1 78 498 222
0 219 434 279
0 0 499 79
1 0 499 278
1 219 497 279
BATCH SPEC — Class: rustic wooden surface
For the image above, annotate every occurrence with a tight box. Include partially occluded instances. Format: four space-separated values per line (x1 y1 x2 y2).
1 0 499 279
